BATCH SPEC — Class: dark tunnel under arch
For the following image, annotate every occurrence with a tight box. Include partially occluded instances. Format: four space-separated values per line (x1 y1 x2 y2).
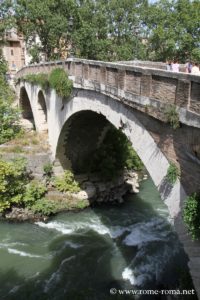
19 86 35 127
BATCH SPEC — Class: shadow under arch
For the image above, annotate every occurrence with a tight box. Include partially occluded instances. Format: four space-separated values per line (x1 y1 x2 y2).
56 110 111 172
19 86 35 128
37 90 48 133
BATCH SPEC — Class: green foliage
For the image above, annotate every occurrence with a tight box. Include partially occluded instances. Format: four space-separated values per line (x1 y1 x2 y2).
28 45 41 64
31 197 89 216
14 0 200 62
164 105 180 129
75 199 89 210
90 127 143 180
0 158 28 212
0 1 16 47
23 73 49 90
166 162 180 185
143 0 200 62
15 0 77 60
24 69 73 99
43 162 53 178
125 143 144 171
0 53 8 76
55 170 80 193
0 71 22 144
31 198 59 216
183 193 200 240
49 68 73 98
23 181 47 207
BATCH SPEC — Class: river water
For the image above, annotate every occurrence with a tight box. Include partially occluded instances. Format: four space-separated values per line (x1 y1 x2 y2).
0 178 193 300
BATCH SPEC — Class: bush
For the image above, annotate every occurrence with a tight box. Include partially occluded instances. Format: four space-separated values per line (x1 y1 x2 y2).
0 75 22 144
166 162 180 184
23 181 47 207
183 193 200 240
49 68 73 98
90 127 143 180
55 170 80 193
164 104 180 129
23 69 73 99
31 198 58 216
0 158 28 212
23 73 49 90
43 162 53 177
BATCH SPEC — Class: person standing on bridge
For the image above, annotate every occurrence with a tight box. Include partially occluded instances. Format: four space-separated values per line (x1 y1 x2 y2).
171 60 180 72
166 60 172 71
185 60 193 73
191 63 200 75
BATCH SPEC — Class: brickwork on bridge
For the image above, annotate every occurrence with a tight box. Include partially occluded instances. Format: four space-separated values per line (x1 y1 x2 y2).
16 58 200 117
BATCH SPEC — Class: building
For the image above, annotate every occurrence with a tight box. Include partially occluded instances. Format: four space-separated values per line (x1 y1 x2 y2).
2 28 25 74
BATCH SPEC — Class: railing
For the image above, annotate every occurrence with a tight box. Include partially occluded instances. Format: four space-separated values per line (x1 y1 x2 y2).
16 58 200 115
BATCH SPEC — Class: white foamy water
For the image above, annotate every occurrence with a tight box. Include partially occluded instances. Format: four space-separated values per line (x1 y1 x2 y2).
35 218 111 236
122 267 136 285
35 221 74 234
123 217 170 247
0 242 27 248
122 238 180 287
8 248 42 258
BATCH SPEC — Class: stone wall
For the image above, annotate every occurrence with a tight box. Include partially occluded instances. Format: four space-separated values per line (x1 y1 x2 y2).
16 58 200 122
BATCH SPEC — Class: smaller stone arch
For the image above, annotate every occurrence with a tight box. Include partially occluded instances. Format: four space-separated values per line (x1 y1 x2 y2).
19 86 35 129
37 90 48 133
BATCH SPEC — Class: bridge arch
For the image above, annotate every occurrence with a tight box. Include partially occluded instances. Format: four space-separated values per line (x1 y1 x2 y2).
19 86 35 128
37 90 48 133
53 90 186 220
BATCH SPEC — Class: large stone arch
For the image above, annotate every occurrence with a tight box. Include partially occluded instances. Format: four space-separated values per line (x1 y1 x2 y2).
37 90 48 133
52 90 186 220
19 86 35 128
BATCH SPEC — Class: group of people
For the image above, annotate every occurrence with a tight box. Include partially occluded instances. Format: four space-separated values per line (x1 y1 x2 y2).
166 60 200 75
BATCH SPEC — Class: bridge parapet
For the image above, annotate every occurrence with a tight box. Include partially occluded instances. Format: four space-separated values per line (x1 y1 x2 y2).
16 58 200 119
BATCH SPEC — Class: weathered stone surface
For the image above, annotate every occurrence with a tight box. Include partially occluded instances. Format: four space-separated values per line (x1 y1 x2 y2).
5 207 46 222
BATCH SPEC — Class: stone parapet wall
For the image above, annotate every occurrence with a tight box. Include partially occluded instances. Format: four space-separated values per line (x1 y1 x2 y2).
16 58 200 118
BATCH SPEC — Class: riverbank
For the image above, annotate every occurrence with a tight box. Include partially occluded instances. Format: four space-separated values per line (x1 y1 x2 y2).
0 130 147 222
2 169 145 222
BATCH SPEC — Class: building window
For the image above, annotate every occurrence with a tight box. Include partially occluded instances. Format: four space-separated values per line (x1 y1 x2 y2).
11 49 14 56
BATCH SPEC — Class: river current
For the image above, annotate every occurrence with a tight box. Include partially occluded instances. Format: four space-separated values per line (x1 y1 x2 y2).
0 178 193 300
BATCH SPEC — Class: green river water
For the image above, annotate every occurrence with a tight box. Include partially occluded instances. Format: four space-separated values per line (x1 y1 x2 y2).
0 178 194 300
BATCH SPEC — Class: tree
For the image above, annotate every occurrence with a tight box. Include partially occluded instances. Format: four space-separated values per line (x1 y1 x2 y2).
13 0 200 63
143 0 200 62
0 0 16 44
0 57 21 144
15 0 77 60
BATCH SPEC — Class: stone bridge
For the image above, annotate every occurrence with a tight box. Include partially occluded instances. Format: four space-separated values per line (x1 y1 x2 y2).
16 58 200 296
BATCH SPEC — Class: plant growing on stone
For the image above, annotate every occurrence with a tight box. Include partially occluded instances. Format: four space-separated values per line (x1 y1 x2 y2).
43 162 53 179
164 104 180 129
49 68 73 99
23 73 49 90
166 162 180 184
183 193 200 240
55 170 80 193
